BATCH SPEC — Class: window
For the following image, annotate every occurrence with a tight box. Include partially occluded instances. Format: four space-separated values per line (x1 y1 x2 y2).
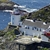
19 23 20 26
12 18 14 20
34 27 36 29
28 26 29 29
37 28 38 31
32 27 34 30
12 22 14 24
25 27 28 29
40 28 41 31
32 27 37 30
25 26 29 29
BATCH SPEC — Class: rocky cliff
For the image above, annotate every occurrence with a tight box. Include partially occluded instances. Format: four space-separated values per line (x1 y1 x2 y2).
0 1 19 10
31 5 50 22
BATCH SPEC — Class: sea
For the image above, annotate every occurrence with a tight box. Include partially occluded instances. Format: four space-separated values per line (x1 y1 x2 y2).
0 0 50 30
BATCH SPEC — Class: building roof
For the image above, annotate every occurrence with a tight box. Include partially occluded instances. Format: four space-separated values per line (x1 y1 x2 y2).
23 19 50 29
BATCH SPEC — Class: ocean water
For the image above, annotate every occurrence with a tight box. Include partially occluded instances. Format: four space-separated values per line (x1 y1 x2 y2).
0 11 11 30
0 0 50 30
12 0 50 9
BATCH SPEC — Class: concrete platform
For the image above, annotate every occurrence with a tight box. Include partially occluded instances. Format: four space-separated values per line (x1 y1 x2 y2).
15 35 42 45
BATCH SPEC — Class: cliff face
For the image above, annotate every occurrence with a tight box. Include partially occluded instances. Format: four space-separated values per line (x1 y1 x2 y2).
0 1 19 10
31 5 50 22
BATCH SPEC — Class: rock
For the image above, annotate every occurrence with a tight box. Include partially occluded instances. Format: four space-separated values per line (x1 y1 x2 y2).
0 1 19 10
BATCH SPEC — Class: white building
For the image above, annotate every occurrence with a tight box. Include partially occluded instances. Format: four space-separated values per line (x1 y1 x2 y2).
11 8 27 26
19 19 50 42
10 6 50 42
11 12 21 26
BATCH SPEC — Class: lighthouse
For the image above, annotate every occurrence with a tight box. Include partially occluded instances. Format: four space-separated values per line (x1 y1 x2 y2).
11 8 28 26
11 9 21 26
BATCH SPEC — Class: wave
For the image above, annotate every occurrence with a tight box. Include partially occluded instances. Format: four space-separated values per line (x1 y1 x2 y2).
3 10 13 12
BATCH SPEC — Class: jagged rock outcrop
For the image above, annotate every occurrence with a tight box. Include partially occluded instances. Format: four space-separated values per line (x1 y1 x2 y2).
0 1 19 10
31 5 50 22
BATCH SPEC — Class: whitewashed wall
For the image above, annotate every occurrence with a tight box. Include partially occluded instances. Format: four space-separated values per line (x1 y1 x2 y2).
19 25 48 42
11 15 21 26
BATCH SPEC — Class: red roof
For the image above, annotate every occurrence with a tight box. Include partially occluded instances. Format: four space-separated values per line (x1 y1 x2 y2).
44 31 50 37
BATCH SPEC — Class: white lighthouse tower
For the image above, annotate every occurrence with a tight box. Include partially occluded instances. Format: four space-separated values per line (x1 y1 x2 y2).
11 7 27 26
11 9 21 26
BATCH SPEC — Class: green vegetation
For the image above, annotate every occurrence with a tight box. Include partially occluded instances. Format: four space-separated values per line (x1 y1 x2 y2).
4 29 16 41
0 26 20 50
0 30 5 36
40 48 49 50
38 46 50 50
38 46 49 50
20 15 27 21
0 0 10 2
31 5 50 22
34 36 37 38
